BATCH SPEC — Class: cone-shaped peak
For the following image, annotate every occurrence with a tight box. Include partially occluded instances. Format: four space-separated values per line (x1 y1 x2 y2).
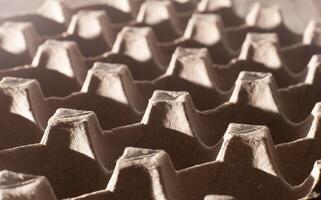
312 102 321 117
216 123 283 177
303 19 321 46
41 108 111 168
305 54 321 84
246 2 283 29
239 33 283 69
31 40 87 84
307 103 321 139
67 10 115 47
112 26 165 67
137 0 182 34
38 0 72 24
107 147 182 200
81 62 143 111
0 170 56 200
0 22 41 57
308 160 321 192
229 71 281 113
142 90 201 137
167 47 216 88
184 13 225 45
0 77 48 129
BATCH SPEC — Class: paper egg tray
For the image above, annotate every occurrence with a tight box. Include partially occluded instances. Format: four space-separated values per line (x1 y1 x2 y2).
0 0 321 199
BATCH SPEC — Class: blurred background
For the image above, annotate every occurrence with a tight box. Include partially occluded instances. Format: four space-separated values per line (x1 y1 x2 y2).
0 0 320 34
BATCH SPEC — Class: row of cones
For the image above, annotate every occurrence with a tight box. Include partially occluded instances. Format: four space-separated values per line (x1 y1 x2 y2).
1 0 320 64
0 119 321 199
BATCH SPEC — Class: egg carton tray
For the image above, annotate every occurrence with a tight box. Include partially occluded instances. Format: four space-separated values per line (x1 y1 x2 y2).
1 0 321 199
